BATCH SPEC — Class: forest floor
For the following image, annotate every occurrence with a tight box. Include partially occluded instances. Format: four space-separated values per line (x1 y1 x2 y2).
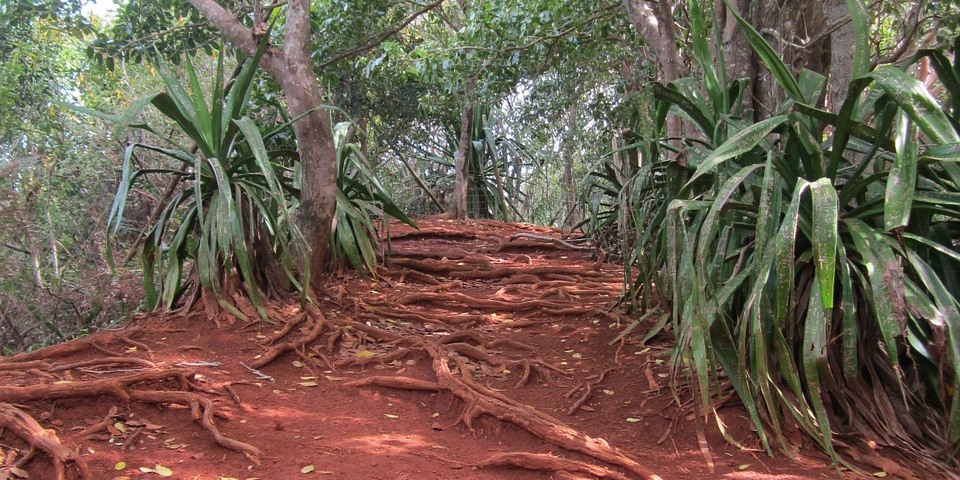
0 216 898 480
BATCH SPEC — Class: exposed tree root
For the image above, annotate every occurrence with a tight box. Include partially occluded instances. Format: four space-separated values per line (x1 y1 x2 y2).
251 312 325 369
390 258 608 280
566 368 615 415
0 368 263 470
391 291 590 312
345 329 660 480
0 327 145 365
0 403 92 480
477 452 635 480
497 233 594 252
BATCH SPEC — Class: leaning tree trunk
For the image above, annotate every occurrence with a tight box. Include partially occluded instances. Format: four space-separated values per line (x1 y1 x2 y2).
450 102 473 219
188 0 337 287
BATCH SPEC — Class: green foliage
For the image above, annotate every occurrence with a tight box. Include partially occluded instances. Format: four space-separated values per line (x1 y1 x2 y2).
609 3 960 466
83 43 310 319
330 121 415 272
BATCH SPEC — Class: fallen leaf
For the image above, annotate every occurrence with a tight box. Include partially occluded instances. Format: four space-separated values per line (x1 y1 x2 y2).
301 464 315 474
625 417 641 423
154 465 173 477
292 361 304 368
738 464 750 470
298 381 319 387
8 467 29 478
355 350 376 359
602 389 614 395
872 473 887 478
115 461 126 471
384 414 399 419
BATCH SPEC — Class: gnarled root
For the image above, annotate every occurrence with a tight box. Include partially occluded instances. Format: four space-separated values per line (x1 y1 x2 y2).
477 452 635 480
0 403 92 480
0 369 262 465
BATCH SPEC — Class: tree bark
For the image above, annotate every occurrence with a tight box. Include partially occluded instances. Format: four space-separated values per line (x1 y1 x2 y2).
622 0 683 146
824 0 857 113
187 0 337 286
717 0 755 115
749 0 830 118
449 102 473 219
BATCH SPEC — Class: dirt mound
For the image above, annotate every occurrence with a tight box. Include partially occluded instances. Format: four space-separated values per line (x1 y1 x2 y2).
0 216 841 479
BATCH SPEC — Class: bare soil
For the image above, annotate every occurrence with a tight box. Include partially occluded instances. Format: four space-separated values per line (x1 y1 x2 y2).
0 216 885 479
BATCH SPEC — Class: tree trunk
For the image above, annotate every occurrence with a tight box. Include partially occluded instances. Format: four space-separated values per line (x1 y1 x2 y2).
749 0 830 118
826 0 854 111
717 0 755 115
623 0 683 142
449 102 473 219
187 0 338 286
561 142 577 230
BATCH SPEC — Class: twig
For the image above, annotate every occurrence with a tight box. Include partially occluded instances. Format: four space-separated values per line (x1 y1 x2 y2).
239 362 275 383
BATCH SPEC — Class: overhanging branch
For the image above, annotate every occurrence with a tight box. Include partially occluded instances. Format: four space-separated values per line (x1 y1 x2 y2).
318 0 444 69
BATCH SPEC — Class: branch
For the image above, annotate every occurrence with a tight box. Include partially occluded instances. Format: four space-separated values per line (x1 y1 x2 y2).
284 0 312 60
187 0 283 75
874 1 925 67
318 0 444 69
3 243 31 256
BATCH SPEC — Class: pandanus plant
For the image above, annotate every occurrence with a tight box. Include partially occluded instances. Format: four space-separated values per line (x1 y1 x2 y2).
75 38 310 321
589 0 960 470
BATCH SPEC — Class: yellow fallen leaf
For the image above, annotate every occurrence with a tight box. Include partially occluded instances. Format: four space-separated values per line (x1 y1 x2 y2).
115 461 126 471
292 361 304 368
355 350 376 359
299 381 319 387
154 465 173 477
625 417 641 423
384 414 399 419
301 464 315 474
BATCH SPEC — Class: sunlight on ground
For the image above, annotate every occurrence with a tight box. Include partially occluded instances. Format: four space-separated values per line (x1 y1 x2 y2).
721 473 813 479
340 433 436 456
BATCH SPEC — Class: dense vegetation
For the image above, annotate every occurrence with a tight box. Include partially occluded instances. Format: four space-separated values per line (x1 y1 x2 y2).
2 0 959 472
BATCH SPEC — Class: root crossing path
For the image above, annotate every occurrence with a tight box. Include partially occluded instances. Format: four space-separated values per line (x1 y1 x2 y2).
0 216 838 479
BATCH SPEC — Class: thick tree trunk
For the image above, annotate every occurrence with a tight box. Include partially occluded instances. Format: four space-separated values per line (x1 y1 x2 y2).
187 0 337 286
749 0 830 118
449 102 473 219
826 0 854 111
717 0 755 115
622 0 683 147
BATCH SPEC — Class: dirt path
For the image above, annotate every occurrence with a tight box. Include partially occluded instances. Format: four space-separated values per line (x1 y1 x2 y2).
0 216 840 479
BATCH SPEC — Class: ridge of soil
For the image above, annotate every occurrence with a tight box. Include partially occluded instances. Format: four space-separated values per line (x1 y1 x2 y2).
0 216 886 479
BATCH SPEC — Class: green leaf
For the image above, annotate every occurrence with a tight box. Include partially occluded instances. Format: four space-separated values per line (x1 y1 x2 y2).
809 179 838 309
722 0 803 101
689 115 788 183
884 110 918 230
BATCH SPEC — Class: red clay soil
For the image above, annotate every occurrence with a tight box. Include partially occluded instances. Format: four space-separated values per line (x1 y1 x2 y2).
0 216 912 479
